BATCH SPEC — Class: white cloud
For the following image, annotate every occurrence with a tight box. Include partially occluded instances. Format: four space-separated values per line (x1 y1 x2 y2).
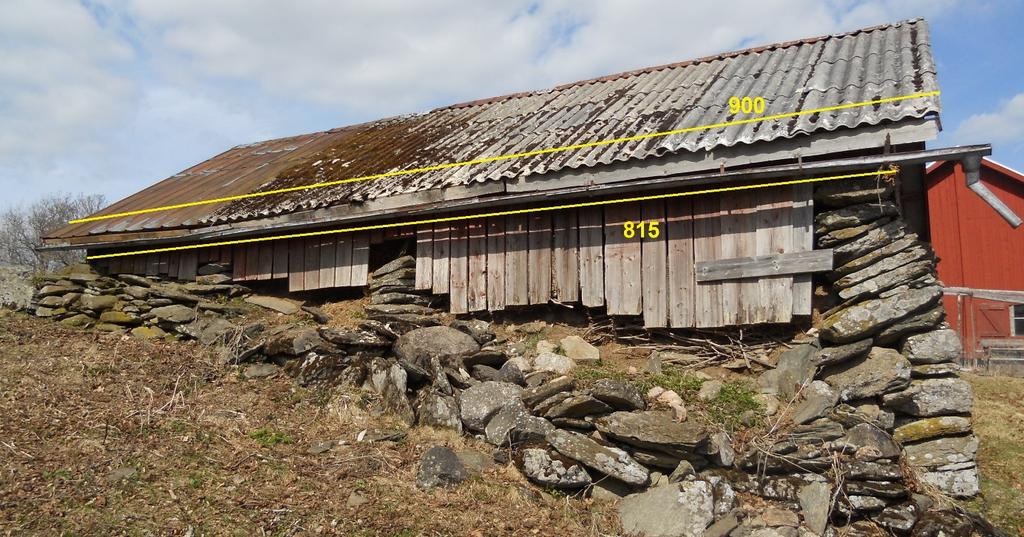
955 93 1024 146
0 0 964 208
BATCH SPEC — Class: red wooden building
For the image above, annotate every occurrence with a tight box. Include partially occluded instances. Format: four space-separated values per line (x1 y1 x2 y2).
926 157 1024 371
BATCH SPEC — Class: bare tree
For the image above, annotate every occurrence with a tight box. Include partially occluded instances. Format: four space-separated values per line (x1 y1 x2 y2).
0 193 107 272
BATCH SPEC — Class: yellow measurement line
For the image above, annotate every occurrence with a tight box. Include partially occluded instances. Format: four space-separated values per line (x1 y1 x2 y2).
86 169 897 260
69 90 938 225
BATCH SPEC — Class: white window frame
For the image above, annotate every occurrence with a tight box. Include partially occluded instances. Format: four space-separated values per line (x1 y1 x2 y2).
1013 304 1024 336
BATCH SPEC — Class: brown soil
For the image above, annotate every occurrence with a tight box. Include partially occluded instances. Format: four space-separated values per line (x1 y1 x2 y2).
0 311 617 536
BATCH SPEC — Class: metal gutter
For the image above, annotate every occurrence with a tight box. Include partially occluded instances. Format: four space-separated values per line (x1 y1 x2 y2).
961 155 1023 228
39 143 992 252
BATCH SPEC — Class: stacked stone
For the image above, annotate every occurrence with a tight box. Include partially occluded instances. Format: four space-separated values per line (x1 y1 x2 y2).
811 176 978 500
364 255 444 334
29 263 249 342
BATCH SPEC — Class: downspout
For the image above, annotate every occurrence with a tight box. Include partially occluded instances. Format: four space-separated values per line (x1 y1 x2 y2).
963 155 1023 228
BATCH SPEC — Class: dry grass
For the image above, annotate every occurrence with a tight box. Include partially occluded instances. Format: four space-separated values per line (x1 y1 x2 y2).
961 372 1024 534
0 312 617 536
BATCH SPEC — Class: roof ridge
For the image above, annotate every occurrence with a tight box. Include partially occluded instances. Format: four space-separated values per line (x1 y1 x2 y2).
433 17 925 112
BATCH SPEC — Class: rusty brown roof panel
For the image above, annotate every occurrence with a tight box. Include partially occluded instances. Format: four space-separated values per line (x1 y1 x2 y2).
48 18 940 241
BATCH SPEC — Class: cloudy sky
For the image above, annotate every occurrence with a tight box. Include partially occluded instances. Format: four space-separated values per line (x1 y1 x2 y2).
1 0 1022 210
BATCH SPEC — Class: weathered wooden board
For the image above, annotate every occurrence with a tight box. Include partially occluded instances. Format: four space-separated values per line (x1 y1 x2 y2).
288 238 305 291
432 222 451 294
179 250 198 281
468 219 488 311
303 237 321 290
233 245 248 281
133 254 146 275
245 244 260 283
167 252 180 279
415 225 433 291
578 206 605 308
551 209 579 303
256 244 274 281
146 254 159 276
641 200 668 327
158 253 169 275
755 186 794 322
334 235 353 288
505 214 529 306
603 203 643 315
696 250 833 281
718 190 752 325
693 194 723 328
272 241 289 279
666 198 695 328
351 232 370 286
449 221 469 314
486 217 506 311
791 184 814 315
527 213 552 305
318 237 337 288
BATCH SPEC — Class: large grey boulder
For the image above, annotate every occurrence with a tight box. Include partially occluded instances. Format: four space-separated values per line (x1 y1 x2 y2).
0 266 33 310
149 304 196 324
366 360 415 425
618 480 715 537
414 391 462 434
520 448 591 489
798 482 832 535
842 423 900 459
873 305 945 346
545 429 649 486
820 347 911 402
757 343 819 398
393 326 480 365
484 401 553 446
416 446 467 489
903 435 979 468
589 379 646 411
533 351 576 375
901 329 962 364
919 466 980 498
595 411 708 454
458 381 523 432
559 335 600 363
881 378 973 417
819 286 941 343
264 327 323 356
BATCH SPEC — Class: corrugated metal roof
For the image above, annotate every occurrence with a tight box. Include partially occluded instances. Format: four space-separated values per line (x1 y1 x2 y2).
50 18 940 241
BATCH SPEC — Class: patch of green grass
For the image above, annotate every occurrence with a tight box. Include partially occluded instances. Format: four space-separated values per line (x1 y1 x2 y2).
43 469 72 481
247 428 294 447
522 332 545 353
704 382 763 429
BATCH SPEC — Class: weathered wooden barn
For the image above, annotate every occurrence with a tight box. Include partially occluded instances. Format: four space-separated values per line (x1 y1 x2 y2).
42 19 991 329
926 157 1024 370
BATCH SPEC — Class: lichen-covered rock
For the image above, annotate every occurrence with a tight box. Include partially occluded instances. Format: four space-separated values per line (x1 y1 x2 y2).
366 359 415 425
522 375 574 407
130 325 168 339
79 294 118 312
834 243 931 289
881 378 973 417
832 220 907 265
98 311 141 326
618 480 714 537
821 347 911 402
841 423 901 459
371 255 415 278
533 351 576 375
458 381 524 432
392 326 479 365
893 416 972 443
873 305 945 346
545 429 649 486
542 394 612 419
595 411 708 453
901 329 962 364
818 217 891 248
815 201 899 234
559 335 600 363
416 446 467 489
919 466 980 498
815 176 895 208
837 260 933 301
0 266 34 311
520 448 591 489
819 286 941 343
902 435 979 468
484 403 553 446
449 319 496 345
589 378 646 411
757 342 819 398
911 362 960 378
264 327 323 356
817 338 872 366
414 391 462 434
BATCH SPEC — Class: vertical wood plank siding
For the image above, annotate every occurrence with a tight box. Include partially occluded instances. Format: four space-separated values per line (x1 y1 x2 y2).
100 185 812 328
